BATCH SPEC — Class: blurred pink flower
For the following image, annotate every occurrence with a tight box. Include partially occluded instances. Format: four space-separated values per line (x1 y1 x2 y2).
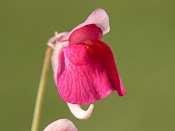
44 119 78 131
49 8 126 119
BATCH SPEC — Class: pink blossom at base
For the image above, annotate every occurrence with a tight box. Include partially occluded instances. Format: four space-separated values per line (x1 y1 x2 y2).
51 8 126 105
44 119 78 131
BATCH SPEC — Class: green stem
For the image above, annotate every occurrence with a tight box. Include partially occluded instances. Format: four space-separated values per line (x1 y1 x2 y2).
31 46 52 131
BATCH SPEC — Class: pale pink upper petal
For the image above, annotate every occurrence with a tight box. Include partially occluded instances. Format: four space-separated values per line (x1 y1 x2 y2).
44 119 78 131
83 8 110 35
58 8 110 41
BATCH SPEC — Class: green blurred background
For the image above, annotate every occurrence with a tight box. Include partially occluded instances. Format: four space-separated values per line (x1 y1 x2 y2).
1 0 175 131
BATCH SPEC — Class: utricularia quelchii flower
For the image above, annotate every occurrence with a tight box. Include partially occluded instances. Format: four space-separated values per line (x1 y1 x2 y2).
48 8 126 119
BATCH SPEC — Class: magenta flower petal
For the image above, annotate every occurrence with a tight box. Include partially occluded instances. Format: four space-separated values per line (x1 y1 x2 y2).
58 8 110 41
44 119 78 131
51 8 126 106
56 39 125 104
69 24 102 45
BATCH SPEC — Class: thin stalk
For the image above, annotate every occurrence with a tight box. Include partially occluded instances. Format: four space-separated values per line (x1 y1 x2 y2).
31 46 52 131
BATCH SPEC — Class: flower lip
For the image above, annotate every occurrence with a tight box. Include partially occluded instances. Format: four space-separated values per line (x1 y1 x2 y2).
57 8 110 42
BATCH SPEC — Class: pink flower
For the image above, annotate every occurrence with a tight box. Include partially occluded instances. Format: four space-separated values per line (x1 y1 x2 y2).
50 8 126 119
44 119 78 131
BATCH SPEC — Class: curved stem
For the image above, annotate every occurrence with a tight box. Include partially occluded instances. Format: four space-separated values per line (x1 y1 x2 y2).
31 47 52 131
